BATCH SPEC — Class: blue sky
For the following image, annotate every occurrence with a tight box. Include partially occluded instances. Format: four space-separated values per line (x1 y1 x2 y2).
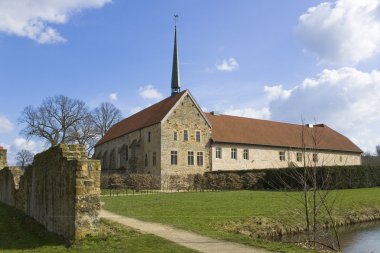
1 0 380 164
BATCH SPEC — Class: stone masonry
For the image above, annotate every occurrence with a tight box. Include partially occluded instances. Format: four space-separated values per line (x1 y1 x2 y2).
0 144 101 241
0 146 7 170
161 93 212 180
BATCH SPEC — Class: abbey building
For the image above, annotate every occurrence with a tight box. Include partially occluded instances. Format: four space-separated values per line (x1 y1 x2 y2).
94 26 362 178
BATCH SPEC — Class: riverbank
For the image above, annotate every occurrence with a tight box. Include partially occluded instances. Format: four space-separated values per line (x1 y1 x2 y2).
102 187 380 253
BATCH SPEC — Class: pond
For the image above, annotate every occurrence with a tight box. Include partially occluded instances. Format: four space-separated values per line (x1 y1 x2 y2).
340 221 380 253
274 221 380 252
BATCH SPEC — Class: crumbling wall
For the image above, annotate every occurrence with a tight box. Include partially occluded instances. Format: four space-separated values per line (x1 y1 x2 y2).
0 167 24 206
0 146 7 170
0 144 101 241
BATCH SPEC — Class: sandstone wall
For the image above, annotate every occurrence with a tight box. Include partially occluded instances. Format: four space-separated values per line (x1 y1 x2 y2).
0 144 101 241
211 143 362 171
161 93 212 180
0 167 24 206
0 146 7 170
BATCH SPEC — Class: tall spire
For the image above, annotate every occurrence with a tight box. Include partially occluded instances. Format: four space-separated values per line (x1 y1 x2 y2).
171 15 181 96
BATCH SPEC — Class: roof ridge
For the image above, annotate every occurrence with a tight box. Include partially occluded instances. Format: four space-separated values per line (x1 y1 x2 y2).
204 112 321 128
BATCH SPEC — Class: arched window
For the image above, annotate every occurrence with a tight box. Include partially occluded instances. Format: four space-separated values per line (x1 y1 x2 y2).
145 154 148 167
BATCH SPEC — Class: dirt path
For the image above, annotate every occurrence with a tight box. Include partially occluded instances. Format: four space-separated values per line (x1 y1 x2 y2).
100 209 272 253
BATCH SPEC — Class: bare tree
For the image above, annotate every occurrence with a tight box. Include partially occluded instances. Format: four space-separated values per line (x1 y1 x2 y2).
270 119 341 251
19 95 90 146
15 149 34 167
92 102 122 137
376 145 380 157
67 113 98 155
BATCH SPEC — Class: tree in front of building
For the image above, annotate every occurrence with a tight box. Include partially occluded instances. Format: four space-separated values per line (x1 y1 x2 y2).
92 102 122 137
19 95 122 154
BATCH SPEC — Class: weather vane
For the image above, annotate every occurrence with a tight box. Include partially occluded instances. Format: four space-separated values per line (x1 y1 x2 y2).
174 14 179 27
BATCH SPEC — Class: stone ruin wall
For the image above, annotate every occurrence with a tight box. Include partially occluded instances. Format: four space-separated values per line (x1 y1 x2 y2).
0 144 101 241
0 146 7 170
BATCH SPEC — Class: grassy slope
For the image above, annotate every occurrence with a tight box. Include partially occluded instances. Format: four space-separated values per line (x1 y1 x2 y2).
0 202 196 253
103 188 380 253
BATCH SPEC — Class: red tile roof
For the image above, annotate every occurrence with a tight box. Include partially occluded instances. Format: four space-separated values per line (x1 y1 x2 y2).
96 91 362 153
205 113 362 153
96 90 186 146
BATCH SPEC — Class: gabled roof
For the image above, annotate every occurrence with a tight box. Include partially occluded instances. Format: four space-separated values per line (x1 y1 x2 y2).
96 90 186 146
205 113 362 153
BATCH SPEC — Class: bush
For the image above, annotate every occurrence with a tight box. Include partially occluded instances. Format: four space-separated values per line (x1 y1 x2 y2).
205 165 380 191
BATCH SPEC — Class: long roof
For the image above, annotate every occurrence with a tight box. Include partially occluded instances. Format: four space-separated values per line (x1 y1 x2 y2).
205 113 362 153
96 92 362 153
96 90 186 146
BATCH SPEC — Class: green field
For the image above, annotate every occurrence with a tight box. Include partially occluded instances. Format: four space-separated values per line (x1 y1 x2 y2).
102 188 380 252
0 202 196 253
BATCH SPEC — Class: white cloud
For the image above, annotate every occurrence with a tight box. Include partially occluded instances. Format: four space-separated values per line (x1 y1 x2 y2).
0 137 45 165
109 92 118 102
138 85 163 100
268 67 380 152
130 106 143 115
0 0 111 44
264 85 293 101
12 137 44 153
0 115 13 133
296 0 380 65
224 107 271 120
216 58 239 72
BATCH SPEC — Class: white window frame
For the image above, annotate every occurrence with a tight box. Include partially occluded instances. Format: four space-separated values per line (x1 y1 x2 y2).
243 149 249 160
216 147 222 159
231 148 237 160
188 151 194 165
197 152 203 166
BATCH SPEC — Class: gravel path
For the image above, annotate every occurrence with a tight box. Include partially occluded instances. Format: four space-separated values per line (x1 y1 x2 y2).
100 209 272 253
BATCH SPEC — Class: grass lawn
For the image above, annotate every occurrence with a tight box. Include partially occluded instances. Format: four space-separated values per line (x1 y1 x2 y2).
102 188 380 253
0 202 197 253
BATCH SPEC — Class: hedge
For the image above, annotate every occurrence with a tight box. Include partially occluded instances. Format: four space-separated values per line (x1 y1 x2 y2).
100 165 380 191
205 165 380 190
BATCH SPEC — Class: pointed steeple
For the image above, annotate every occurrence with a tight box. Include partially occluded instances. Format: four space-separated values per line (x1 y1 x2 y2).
171 17 181 96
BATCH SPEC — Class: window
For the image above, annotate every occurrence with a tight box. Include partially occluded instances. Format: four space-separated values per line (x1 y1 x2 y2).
125 146 129 161
297 152 302 162
313 153 318 163
340 156 343 162
145 154 148 167
174 131 177 141
231 148 237 160
243 149 249 160
171 151 177 165
279 151 286 161
148 132 151 142
196 131 201 142
216 147 222 159
188 151 194 165
184 130 188 141
153 152 156 166
197 152 203 166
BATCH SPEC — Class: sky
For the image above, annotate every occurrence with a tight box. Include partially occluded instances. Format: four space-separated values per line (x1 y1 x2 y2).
1 0 380 164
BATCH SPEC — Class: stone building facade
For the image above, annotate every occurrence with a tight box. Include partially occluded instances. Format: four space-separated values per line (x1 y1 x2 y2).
94 90 362 183
94 26 362 185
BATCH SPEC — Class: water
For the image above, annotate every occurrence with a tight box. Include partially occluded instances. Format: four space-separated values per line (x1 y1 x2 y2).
274 221 380 252
340 221 380 253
